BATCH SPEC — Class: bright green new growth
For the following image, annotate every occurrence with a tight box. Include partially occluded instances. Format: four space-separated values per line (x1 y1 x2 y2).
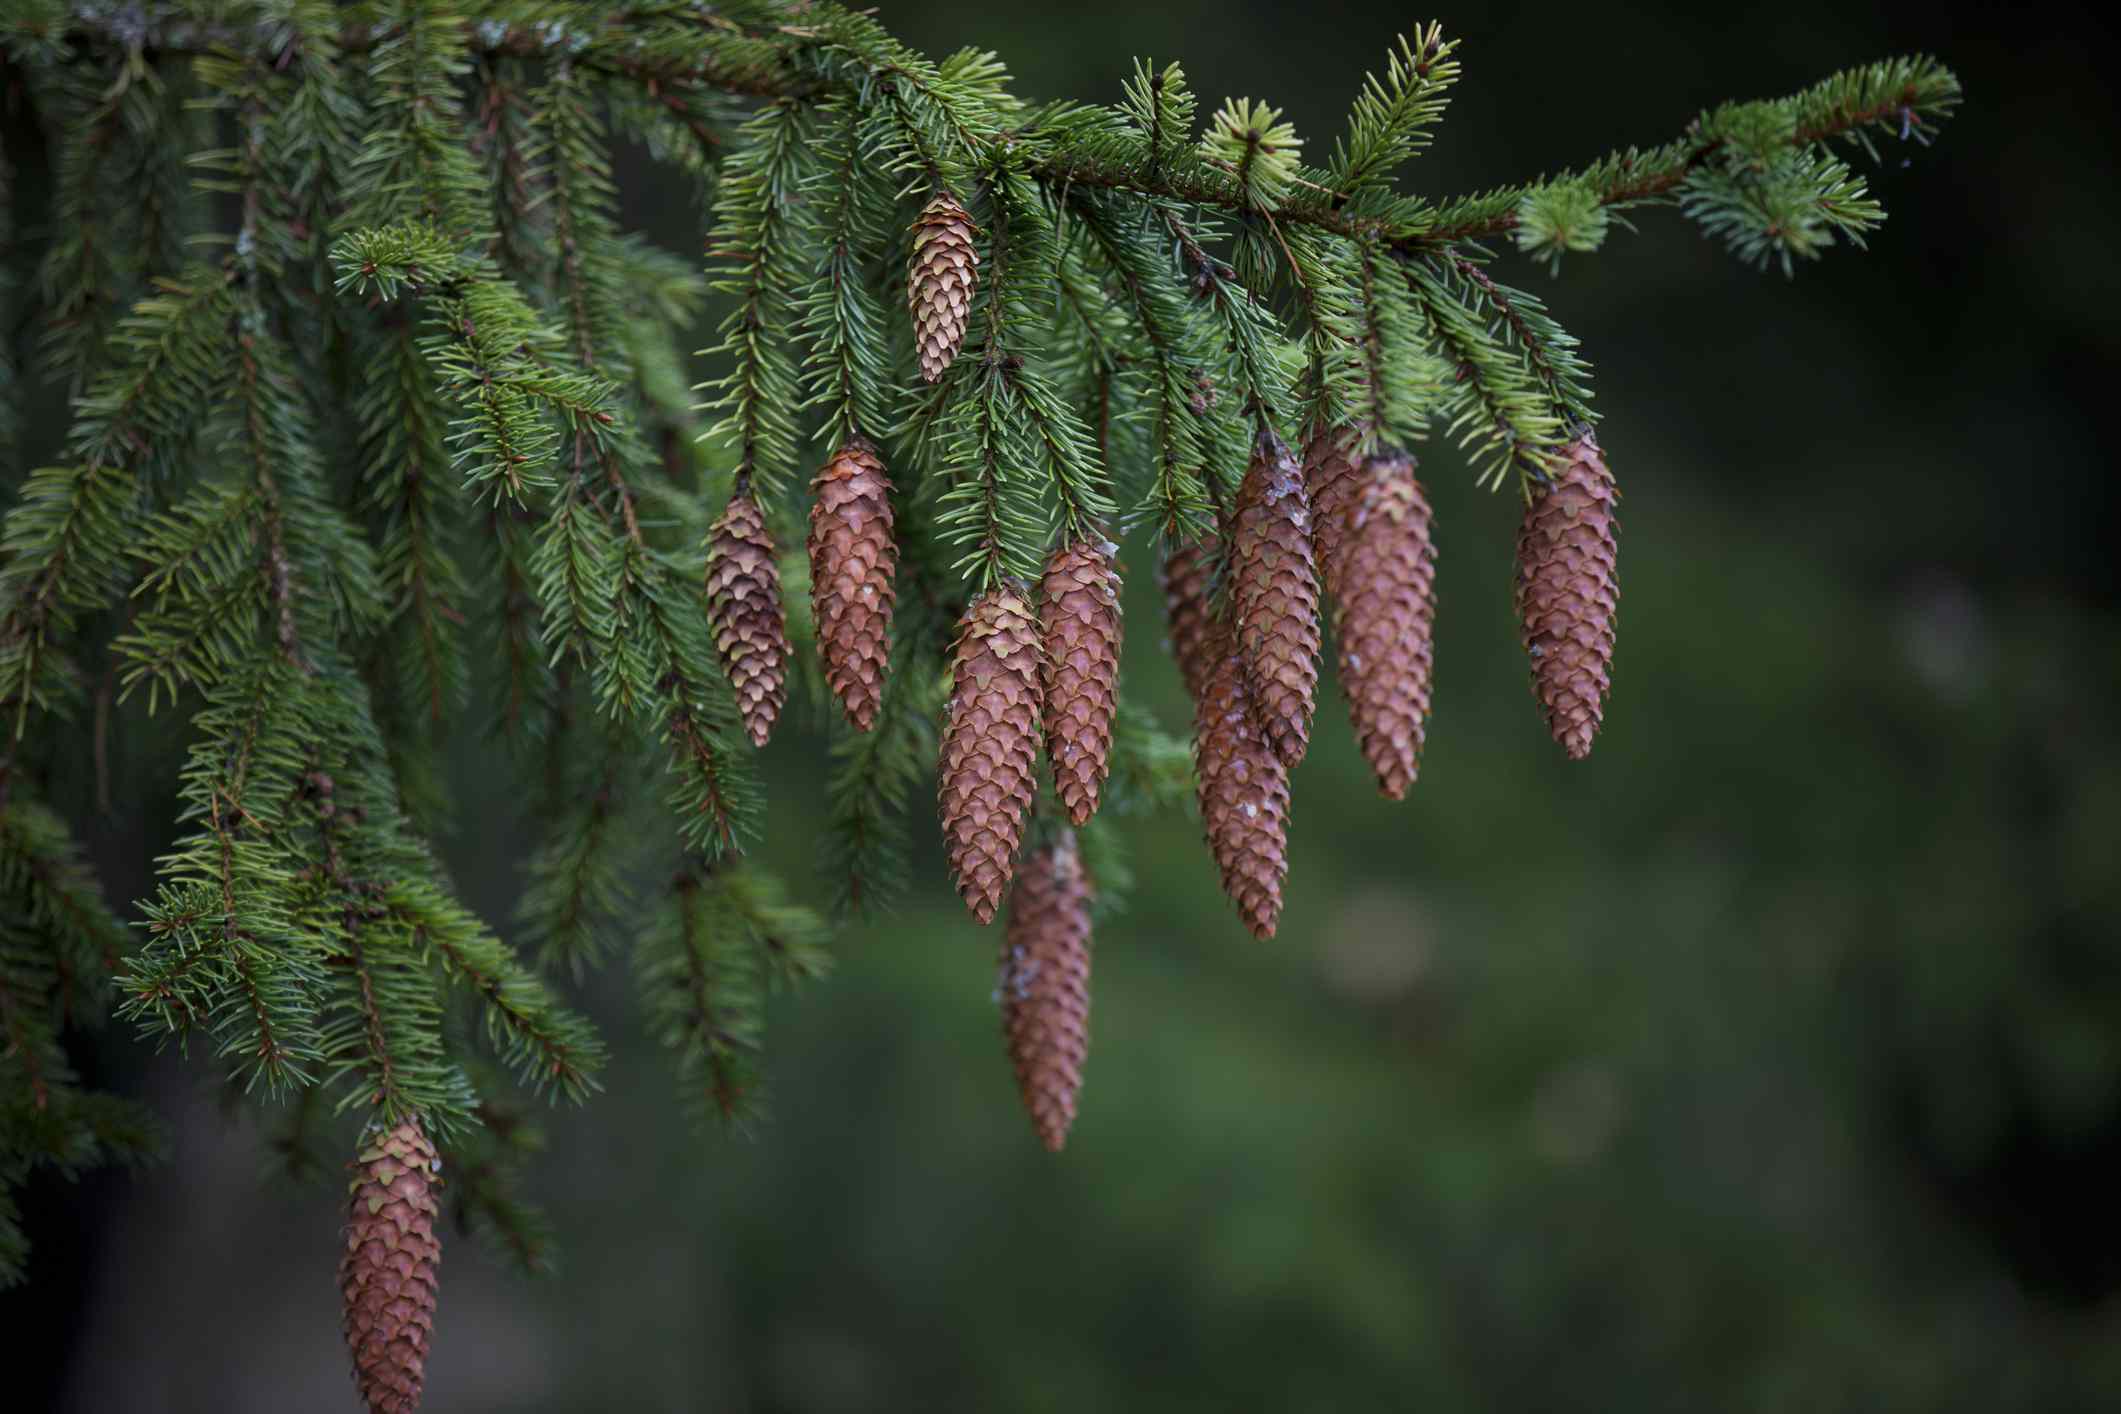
0 0 1959 1286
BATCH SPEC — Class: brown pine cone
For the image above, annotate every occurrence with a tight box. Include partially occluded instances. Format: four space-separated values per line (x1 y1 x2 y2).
1301 422 1364 602
340 1117 441 1414
1335 451 1437 799
909 191 979 384
1231 429 1323 766
808 435 898 731
1515 432 1619 760
705 491 790 748
1194 618 1292 939
1000 831 1093 1152
1040 539 1122 827
938 587 1043 923
1158 533 1216 707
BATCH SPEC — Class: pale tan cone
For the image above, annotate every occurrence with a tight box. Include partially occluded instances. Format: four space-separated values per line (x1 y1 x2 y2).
807 435 898 731
909 191 979 384
938 587 1044 923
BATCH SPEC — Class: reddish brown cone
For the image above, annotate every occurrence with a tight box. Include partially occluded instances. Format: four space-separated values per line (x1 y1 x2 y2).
1301 422 1365 602
939 587 1044 923
1335 451 1437 799
1515 432 1619 760
1000 831 1093 1151
340 1117 441 1414
705 491 790 748
808 435 898 731
909 191 979 383
1040 539 1123 827
1194 618 1292 939
1159 533 1216 707
1231 429 1322 766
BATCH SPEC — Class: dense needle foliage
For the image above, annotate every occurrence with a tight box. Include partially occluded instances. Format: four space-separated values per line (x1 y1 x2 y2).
0 0 1959 1285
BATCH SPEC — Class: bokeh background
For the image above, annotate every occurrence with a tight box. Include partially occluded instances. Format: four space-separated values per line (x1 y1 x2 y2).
13 0 2121 1409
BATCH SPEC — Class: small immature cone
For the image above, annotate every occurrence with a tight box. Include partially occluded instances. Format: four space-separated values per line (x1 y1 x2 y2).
1158 534 1216 707
808 435 898 731
1515 432 1619 760
999 831 1093 1152
1231 429 1323 766
1194 618 1292 939
340 1117 441 1414
1301 422 1365 602
705 491 791 748
1039 539 1123 827
1335 451 1437 799
938 587 1044 923
909 191 979 384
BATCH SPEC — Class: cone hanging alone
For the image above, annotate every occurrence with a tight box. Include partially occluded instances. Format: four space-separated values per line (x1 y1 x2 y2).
1301 422 1364 602
808 435 898 731
939 587 1044 923
1231 429 1322 766
1159 533 1216 707
1194 619 1293 939
340 1117 441 1414
909 191 979 383
1515 431 1619 759
1000 832 1094 1151
1040 539 1123 826
1335 450 1437 799
705 491 791 748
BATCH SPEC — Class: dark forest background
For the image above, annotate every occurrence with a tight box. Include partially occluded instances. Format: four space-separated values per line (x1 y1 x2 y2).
10 0 2121 1408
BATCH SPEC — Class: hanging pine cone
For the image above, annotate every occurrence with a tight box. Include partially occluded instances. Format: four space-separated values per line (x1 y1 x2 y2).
939 586 1043 923
1040 539 1122 827
705 491 790 748
339 1117 441 1414
999 831 1093 1152
1335 450 1437 799
1515 431 1619 760
808 434 898 731
1231 428 1322 766
909 190 979 384
1195 619 1293 939
1158 533 1216 707
1301 422 1364 602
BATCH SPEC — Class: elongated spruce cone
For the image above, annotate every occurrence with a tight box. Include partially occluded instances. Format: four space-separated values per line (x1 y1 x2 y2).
910 191 979 384
1301 422 1364 602
1159 534 1216 707
939 588 1043 923
340 1117 441 1414
1336 452 1437 799
706 491 790 748
808 435 897 731
1232 430 1322 766
1515 433 1619 760
1000 832 1093 1152
1195 620 1292 939
1040 540 1122 827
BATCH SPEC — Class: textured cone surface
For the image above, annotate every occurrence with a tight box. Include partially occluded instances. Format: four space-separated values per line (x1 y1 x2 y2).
1302 423 1365 603
1335 452 1437 799
1159 535 1216 707
1515 433 1619 760
706 492 791 748
808 435 898 731
1000 834 1093 1152
1232 431 1323 766
1194 619 1292 939
909 192 979 384
1040 541 1123 826
939 588 1044 923
340 1118 441 1414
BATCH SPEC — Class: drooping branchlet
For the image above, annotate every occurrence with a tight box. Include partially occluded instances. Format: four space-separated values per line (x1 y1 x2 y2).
705 491 791 748
1040 539 1123 827
808 434 898 732
939 586 1044 923
1335 450 1437 799
999 831 1094 1152
340 1117 442 1414
1515 432 1619 759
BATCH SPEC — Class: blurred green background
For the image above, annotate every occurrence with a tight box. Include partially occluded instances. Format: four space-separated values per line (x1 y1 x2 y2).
16 0 2121 1409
